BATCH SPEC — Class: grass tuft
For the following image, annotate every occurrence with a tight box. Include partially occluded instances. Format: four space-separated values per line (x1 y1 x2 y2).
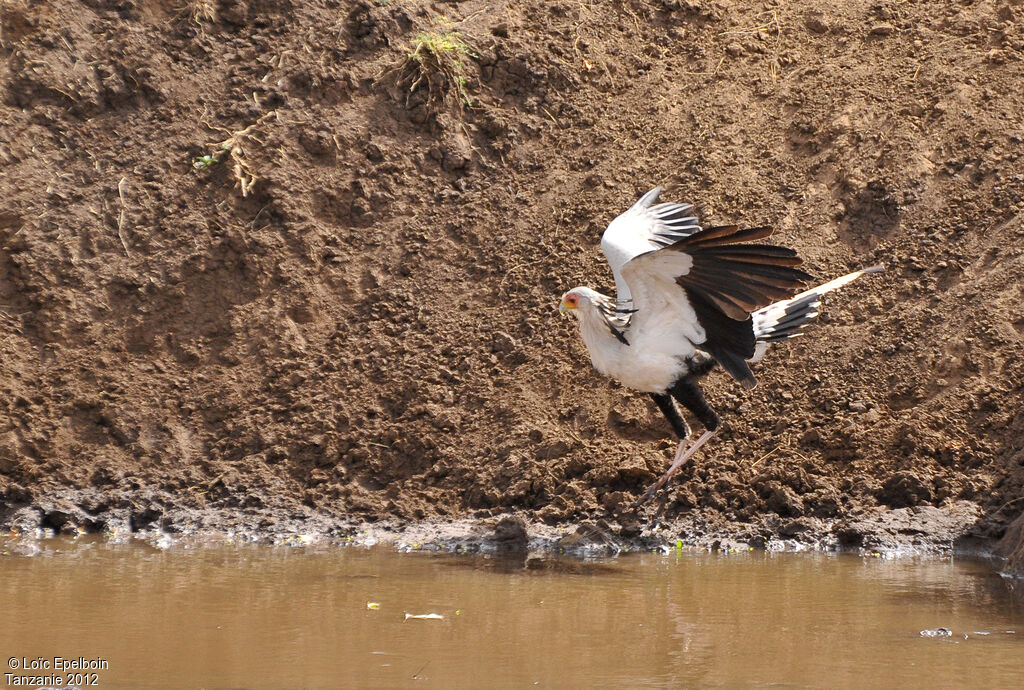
401 30 477 108
182 0 217 26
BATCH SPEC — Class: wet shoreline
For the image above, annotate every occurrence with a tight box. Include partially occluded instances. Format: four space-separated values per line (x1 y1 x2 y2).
2 488 1015 576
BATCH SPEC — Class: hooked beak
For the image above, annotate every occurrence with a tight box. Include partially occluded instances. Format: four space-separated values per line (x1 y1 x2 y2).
558 301 568 313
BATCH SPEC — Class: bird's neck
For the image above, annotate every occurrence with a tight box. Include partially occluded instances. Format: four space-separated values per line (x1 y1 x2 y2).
577 302 624 351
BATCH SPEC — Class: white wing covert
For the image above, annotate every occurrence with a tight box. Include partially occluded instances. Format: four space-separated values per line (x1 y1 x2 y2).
600 187 701 304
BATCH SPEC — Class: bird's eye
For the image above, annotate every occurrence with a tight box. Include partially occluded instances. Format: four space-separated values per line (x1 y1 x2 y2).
567 294 578 305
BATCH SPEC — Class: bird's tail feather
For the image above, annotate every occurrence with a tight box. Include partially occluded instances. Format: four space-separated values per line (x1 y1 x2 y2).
749 265 884 363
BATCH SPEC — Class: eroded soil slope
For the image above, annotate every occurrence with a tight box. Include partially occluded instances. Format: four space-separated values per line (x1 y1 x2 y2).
1 0 1023 559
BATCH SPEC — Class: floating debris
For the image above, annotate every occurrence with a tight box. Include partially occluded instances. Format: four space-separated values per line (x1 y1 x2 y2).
920 627 952 637
404 613 444 621
366 602 381 610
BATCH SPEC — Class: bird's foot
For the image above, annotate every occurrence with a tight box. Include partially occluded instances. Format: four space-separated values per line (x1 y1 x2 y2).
631 429 717 508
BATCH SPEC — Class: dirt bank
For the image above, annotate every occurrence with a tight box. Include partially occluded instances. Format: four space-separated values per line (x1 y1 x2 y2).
1 0 1023 570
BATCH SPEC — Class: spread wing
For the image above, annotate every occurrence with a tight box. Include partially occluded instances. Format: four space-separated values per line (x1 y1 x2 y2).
600 187 701 304
620 219 812 389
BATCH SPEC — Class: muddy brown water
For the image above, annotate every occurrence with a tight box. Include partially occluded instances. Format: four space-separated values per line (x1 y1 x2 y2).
1 538 1021 689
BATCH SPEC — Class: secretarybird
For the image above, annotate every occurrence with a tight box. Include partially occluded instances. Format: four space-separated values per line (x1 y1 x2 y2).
558 187 881 506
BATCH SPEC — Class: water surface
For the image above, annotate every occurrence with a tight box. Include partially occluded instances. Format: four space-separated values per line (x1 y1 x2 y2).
1 538 1021 688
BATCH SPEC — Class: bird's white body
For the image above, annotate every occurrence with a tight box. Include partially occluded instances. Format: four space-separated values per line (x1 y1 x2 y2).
567 188 709 392
570 287 702 393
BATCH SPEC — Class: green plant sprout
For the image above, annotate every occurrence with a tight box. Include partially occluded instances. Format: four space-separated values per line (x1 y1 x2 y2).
192 144 230 171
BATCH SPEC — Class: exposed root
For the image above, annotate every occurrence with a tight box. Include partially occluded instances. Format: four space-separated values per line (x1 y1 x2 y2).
194 111 277 197
116 176 129 256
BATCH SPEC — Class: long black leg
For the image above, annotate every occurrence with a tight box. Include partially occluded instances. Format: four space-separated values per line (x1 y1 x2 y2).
669 377 720 431
633 377 721 508
650 393 690 440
